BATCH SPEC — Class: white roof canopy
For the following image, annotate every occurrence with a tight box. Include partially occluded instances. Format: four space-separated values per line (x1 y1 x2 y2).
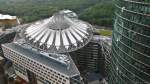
24 10 93 53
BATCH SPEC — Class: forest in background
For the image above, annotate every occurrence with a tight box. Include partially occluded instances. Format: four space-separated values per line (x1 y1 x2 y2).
0 0 114 27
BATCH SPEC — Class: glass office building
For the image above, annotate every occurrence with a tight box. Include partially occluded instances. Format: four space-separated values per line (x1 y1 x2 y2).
109 0 150 84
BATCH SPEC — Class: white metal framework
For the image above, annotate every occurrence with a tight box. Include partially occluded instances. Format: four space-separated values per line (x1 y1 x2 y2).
23 11 93 53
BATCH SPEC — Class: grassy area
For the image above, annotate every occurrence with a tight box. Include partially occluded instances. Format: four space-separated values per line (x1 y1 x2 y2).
98 29 112 36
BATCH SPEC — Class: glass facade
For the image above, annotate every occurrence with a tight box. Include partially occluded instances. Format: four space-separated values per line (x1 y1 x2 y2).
109 0 150 84
70 41 103 73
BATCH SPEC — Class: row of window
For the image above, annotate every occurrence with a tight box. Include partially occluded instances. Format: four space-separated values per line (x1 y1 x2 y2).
116 0 150 14
116 6 150 26
14 63 27 76
2 46 69 84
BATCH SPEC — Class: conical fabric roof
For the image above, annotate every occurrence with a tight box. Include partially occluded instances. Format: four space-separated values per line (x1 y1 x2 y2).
24 11 93 53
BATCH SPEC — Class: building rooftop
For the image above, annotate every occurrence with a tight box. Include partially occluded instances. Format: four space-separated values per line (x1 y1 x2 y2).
3 43 80 77
91 35 112 45
0 14 17 20
87 72 102 82
0 56 4 60
21 10 93 53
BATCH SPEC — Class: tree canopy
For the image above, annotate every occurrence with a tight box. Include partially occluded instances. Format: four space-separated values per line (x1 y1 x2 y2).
0 0 114 27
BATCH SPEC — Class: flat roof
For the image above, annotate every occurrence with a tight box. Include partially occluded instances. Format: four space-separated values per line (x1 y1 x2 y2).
0 14 17 20
0 56 4 60
3 43 80 77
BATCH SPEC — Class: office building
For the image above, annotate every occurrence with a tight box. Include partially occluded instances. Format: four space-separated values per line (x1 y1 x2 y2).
109 0 150 84
100 36 111 77
2 10 94 84
70 35 104 73
0 14 20 29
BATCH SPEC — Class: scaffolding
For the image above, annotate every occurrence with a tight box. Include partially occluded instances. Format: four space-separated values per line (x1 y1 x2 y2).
109 0 150 84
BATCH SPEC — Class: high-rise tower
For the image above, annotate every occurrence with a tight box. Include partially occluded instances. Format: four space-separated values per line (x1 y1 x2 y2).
109 0 150 84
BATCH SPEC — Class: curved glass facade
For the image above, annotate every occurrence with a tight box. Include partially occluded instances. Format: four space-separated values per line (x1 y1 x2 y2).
109 0 150 84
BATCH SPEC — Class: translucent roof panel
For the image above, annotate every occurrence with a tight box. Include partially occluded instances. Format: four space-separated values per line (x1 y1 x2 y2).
23 10 94 53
